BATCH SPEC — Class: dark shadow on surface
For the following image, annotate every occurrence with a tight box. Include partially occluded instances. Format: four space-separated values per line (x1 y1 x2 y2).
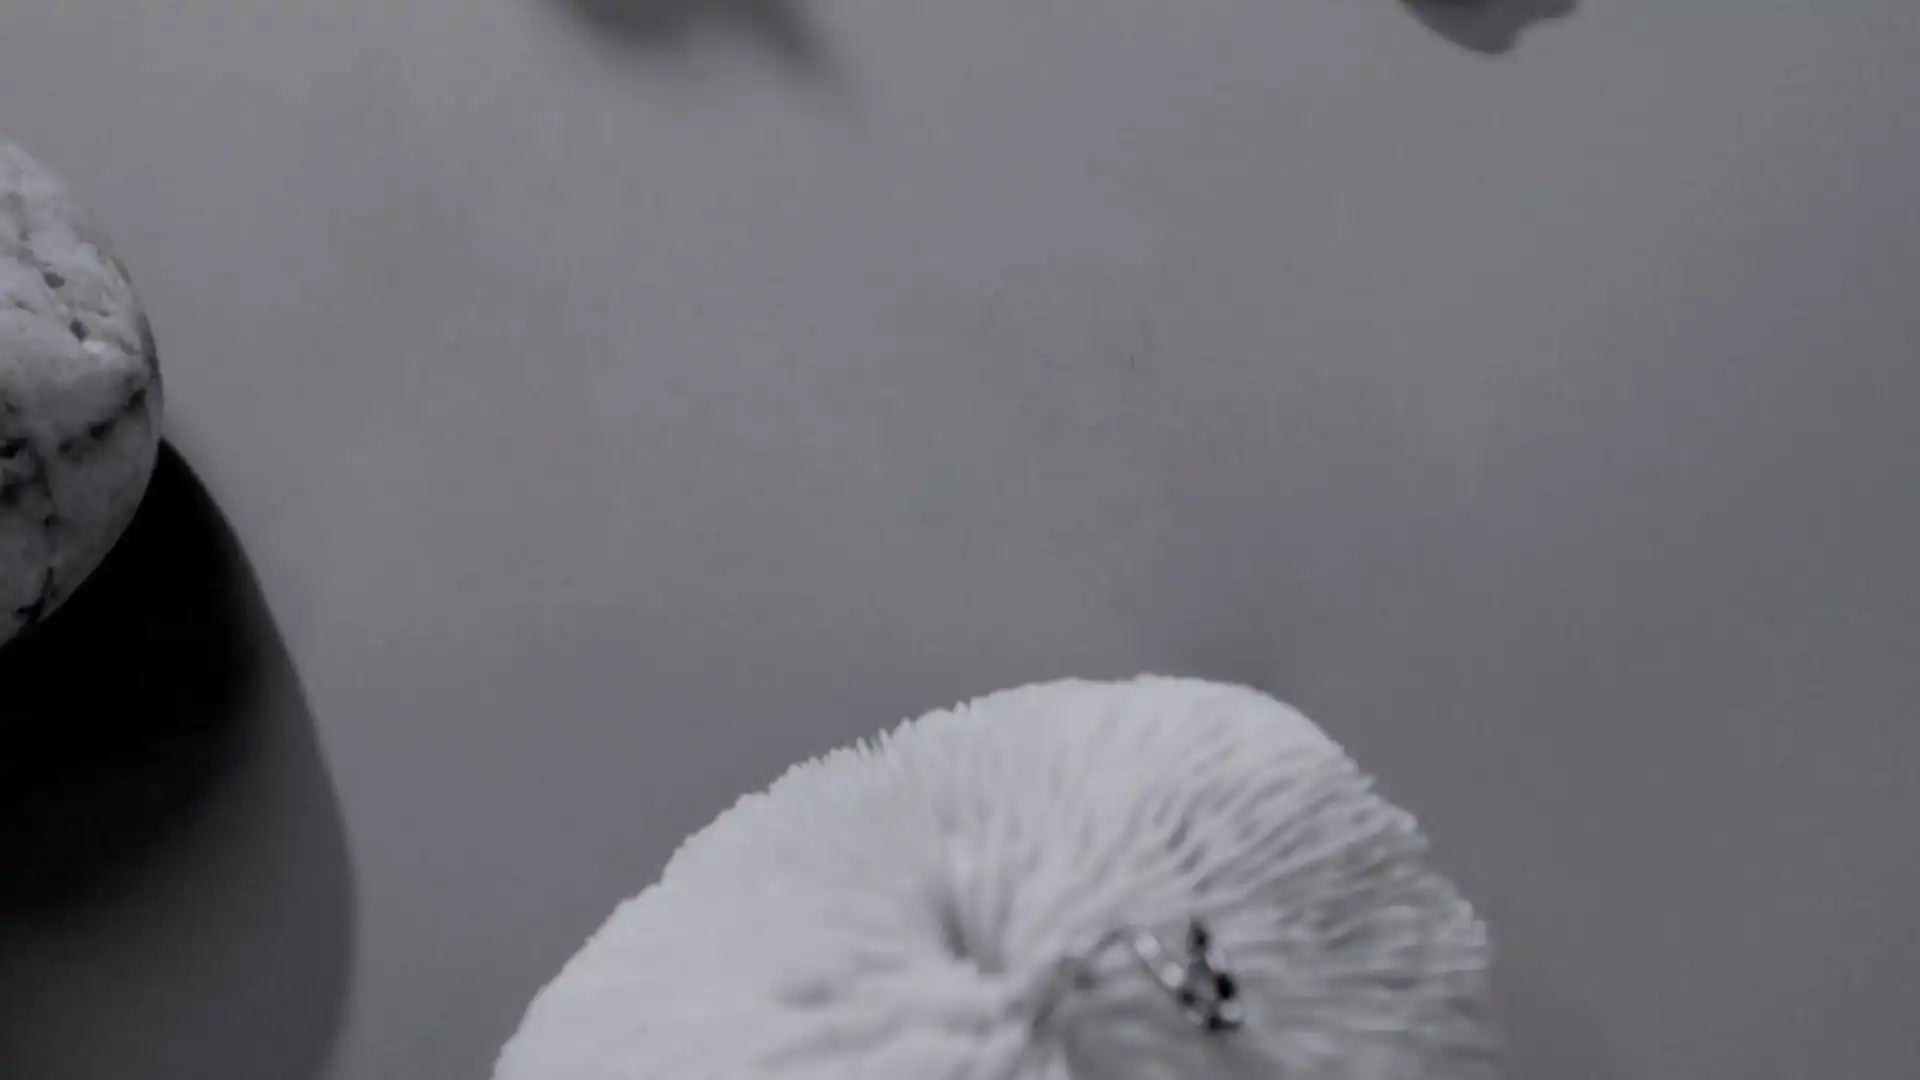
0 444 353 1080
556 0 833 75
1402 0 1576 55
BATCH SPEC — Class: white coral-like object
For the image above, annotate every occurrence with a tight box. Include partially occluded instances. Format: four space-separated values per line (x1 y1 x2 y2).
496 677 1502 1079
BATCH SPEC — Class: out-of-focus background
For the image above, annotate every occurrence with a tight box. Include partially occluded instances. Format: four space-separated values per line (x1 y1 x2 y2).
3 1 1917 1076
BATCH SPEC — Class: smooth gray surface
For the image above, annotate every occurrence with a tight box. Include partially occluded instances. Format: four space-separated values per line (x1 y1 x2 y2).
3 1 1917 1077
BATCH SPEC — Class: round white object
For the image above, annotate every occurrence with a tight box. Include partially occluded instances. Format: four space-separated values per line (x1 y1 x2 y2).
1 138 162 646
496 677 1502 1079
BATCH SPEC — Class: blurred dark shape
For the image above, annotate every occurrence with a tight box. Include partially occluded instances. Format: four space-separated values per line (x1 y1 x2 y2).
1403 0 1576 55
556 0 828 71
0 444 353 1080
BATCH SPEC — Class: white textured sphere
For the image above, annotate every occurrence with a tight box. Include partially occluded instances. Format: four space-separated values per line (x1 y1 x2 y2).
497 678 1502 1079
1 139 162 646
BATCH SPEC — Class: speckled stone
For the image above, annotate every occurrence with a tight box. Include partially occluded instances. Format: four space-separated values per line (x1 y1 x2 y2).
1 139 162 648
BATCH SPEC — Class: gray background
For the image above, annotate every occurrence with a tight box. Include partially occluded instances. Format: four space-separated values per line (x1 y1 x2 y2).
2 0 1917 1077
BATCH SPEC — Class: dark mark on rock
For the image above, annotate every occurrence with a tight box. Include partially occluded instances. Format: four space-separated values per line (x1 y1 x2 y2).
12 566 56 625
55 384 152 459
0 395 60 597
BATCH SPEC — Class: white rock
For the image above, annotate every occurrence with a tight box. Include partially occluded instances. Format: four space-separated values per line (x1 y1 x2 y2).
495 677 1503 1080
1 138 162 647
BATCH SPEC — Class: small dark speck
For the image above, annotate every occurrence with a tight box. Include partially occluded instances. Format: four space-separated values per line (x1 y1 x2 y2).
68 318 88 342
42 269 66 289
12 566 55 623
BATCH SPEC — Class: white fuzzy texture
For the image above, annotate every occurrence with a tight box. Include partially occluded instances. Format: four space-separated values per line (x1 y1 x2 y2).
496 677 1502 1080
1 138 161 645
